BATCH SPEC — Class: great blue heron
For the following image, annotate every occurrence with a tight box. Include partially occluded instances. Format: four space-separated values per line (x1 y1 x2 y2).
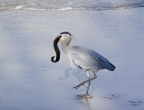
51 32 116 98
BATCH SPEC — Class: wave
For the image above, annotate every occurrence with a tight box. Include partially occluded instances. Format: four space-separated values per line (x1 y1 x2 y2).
0 0 144 11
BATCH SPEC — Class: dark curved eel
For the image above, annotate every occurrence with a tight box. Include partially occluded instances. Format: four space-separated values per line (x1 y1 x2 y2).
51 35 62 63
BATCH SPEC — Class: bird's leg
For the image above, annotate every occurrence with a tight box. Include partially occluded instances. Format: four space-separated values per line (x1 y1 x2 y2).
73 71 97 89
83 71 92 98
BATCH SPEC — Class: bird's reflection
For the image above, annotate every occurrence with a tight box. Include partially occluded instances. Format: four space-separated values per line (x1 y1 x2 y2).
59 68 72 80
75 95 93 110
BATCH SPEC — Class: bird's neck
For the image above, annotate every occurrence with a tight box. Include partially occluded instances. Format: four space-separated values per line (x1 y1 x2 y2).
61 43 71 54
61 43 73 67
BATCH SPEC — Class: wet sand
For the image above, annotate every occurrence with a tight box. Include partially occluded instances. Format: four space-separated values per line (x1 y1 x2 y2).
0 8 144 110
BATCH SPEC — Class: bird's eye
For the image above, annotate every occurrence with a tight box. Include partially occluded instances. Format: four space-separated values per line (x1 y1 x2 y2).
61 36 64 40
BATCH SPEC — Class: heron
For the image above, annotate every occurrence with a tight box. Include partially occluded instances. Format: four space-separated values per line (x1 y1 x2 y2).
51 32 116 98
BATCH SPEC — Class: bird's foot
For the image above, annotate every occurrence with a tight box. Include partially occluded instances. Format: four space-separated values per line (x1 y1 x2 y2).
77 94 93 98
83 94 93 98
73 82 87 89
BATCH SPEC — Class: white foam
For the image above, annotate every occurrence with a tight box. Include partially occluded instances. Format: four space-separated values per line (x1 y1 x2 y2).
58 7 73 11
24 8 47 11
15 5 23 9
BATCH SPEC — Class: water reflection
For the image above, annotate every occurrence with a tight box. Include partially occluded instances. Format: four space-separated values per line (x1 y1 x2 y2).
75 95 94 110
59 68 71 80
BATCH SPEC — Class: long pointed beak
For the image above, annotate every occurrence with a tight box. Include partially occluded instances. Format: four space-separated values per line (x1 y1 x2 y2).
51 35 62 63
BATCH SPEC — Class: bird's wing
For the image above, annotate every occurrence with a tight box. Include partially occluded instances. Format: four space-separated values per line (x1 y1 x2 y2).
71 46 115 71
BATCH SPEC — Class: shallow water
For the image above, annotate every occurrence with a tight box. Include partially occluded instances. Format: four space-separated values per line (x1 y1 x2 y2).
0 7 144 110
0 0 144 11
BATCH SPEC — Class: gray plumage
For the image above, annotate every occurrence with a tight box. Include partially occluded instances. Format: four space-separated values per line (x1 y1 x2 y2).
71 46 115 71
51 32 116 98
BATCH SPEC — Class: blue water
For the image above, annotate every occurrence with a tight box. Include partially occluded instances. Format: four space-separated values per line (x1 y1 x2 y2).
0 0 144 11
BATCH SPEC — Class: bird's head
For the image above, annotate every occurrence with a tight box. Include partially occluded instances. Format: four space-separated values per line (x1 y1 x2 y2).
59 32 72 45
51 32 72 63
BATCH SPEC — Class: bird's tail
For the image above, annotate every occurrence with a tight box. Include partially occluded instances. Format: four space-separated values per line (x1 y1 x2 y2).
99 57 116 71
100 58 116 71
108 62 116 71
